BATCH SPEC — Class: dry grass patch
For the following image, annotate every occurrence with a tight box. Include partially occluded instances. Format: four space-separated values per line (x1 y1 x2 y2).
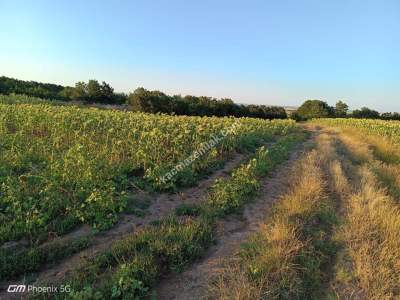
341 166 400 299
209 140 339 299
373 162 400 201
336 132 374 163
359 131 400 164
336 130 400 202
329 135 400 299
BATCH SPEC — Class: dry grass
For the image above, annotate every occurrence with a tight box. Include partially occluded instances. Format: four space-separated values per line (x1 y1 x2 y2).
209 137 338 299
328 132 400 299
325 153 364 299
336 132 374 163
339 128 400 165
209 129 400 300
335 129 400 200
360 132 400 164
211 222 305 300
341 166 400 299
329 160 351 196
373 162 400 201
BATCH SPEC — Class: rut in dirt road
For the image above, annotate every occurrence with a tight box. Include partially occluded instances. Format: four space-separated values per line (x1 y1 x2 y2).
206 126 400 300
206 130 342 300
324 129 400 299
154 134 316 300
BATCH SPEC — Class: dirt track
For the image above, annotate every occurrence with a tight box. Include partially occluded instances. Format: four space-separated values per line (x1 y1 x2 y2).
154 134 315 299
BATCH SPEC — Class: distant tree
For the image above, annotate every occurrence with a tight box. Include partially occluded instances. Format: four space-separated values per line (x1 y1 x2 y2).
73 81 88 101
0 74 287 118
290 111 304 121
381 112 400 121
295 100 334 120
351 107 380 119
126 87 286 119
262 106 287 119
0 76 66 100
218 98 235 116
335 100 349 117
112 92 128 105
128 87 146 111
100 81 114 103
86 80 103 102
170 95 188 115
128 88 160 113
58 87 75 100
0 76 126 104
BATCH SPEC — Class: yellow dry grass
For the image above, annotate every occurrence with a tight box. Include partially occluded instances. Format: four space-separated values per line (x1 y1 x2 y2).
210 128 400 300
328 130 400 299
210 136 337 300
342 166 400 299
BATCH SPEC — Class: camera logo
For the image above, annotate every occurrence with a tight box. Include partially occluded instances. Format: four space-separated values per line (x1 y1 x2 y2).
7 285 26 293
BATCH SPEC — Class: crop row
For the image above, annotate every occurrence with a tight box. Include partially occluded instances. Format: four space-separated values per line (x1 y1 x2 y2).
0 103 297 244
31 133 305 299
312 118 400 144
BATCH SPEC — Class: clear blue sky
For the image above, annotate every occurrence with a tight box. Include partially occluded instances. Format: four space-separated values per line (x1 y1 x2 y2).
1 0 399 111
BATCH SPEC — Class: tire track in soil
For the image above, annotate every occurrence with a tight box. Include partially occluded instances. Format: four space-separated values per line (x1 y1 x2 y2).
154 135 316 300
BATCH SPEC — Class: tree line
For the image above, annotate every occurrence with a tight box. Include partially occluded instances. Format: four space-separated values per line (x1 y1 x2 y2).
293 100 400 121
0 76 126 104
2 76 398 121
127 87 287 119
0 76 287 119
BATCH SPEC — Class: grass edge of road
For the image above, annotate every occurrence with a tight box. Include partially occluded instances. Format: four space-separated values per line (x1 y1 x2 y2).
209 133 341 299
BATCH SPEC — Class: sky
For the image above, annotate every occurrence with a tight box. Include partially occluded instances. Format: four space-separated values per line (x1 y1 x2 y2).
1 0 399 112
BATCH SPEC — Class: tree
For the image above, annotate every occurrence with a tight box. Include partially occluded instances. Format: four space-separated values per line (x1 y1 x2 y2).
126 87 287 119
352 107 380 119
72 81 88 101
170 95 189 115
86 80 103 103
0 76 66 100
295 100 334 120
112 92 128 105
127 88 155 112
0 76 127 104
100 81 114 103
58 87 75 100
335 100 349 117
381 112 400 121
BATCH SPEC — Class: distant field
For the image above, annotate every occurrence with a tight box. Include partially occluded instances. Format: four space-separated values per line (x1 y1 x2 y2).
312 117 400 144
1 99 399 299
